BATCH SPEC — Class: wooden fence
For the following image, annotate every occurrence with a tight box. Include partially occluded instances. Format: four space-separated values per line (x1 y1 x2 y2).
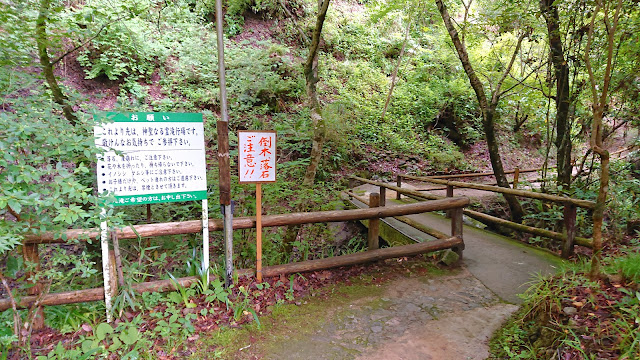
1 196 468 322
352 172 595 259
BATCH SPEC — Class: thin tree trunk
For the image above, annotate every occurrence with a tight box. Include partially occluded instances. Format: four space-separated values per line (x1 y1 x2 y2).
541 0 572 189
284 0 331 257
302 0 330 187
36 0 78 126
583 0 623 279
435 0 523 222
381 17 411 122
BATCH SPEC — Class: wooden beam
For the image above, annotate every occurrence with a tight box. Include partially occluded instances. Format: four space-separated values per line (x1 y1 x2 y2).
0 276 198 311
402 175 596 209
463 209 592 248
344 190 450 241
349 175 442 200
25 197 469 244
420 167 547 180
261 236 463 277
367 193 380 250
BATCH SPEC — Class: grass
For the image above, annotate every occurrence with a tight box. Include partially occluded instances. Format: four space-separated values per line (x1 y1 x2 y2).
489 252 640 360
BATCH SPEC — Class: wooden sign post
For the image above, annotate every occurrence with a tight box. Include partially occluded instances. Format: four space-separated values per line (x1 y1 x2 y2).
238 131 276 282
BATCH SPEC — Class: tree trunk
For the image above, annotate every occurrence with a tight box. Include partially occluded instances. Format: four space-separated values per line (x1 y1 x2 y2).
583 0 623 279
540 0 572 189
285 0 331 256
381 18 411 122
36 0 78 126
302 0 330 187
485 105 524 222
435 0 523 222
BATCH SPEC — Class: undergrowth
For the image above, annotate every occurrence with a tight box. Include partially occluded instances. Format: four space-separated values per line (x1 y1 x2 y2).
489 252 640 360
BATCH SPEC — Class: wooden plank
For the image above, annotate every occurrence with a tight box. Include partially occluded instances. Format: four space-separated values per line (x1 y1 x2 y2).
261 236 463 277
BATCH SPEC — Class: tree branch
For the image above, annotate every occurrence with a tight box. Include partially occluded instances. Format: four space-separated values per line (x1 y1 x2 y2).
51 14 129 66
493 32 527 102
498 60 547 98
6 205 21 222
0 270 22 341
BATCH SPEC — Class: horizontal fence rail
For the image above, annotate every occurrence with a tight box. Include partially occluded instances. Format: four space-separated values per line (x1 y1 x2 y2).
350 174 593 258
25 197 469 244
4 197 468 312
400 175 596 209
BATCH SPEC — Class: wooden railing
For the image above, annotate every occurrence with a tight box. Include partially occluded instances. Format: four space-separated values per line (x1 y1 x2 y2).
352 174 595 259
2 196 468 316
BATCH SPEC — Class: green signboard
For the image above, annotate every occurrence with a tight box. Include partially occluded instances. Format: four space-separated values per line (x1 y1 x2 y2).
94 112 207 206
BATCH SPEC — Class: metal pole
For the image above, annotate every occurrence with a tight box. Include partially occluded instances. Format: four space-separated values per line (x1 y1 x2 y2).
215 0 234 287
202 199 210 285
100 209 112 323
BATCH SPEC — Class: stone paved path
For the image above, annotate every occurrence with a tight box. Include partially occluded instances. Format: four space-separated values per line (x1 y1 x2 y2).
229 185 562 359
261 270 518 360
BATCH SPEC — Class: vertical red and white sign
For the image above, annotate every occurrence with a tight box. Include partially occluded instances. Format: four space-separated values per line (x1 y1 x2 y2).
238 131 276 183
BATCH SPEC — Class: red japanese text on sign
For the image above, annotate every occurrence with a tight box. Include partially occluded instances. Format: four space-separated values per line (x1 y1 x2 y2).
238 131 276 183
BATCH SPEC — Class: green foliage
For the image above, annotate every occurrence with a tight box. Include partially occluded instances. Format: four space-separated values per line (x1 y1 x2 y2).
0 78 109 283
607 253 640 284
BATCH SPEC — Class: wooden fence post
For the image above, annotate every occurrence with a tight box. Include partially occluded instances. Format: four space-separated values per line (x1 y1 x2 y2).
379 186 386 207
451 206 464 258
367 193 380 250
445 184 454 218
513 167 520 189
562 203 577 258
396 175 402 200
23 244 44 329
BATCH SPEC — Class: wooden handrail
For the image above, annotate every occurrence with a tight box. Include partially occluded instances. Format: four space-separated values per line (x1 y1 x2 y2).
25 197 469 244
422 167 549 180
401 174 596 209
348 174 593 254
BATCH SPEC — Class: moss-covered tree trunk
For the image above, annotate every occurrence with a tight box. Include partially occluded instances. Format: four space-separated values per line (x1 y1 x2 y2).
283 0 331 257
36 0 78 126
540 0 572 189
583 0 622 278
435 0 524 223
302 0 330 186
